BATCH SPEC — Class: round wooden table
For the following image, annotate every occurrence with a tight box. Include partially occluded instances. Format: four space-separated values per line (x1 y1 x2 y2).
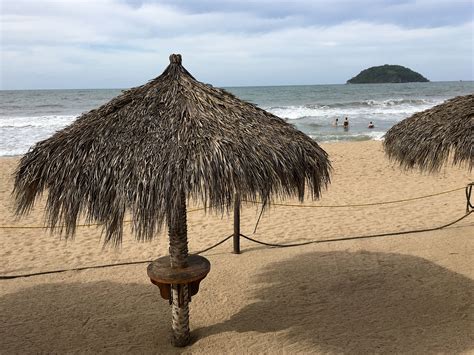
147 254 211 304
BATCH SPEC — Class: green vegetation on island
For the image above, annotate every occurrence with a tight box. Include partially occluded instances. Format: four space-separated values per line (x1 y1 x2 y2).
347 65 429 84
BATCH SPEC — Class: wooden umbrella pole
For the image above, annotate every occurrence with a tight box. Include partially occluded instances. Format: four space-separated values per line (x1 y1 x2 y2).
233 193 241 254
168 191 190 347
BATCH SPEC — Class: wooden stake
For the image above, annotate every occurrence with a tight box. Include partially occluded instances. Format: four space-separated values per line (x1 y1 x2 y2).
233 194 241 254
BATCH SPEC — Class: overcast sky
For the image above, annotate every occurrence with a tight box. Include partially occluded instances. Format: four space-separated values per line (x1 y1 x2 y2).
1 0 473 89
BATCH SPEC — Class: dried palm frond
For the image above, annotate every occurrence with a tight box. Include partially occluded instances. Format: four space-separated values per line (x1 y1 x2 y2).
14 54 331 246
384 94 473 172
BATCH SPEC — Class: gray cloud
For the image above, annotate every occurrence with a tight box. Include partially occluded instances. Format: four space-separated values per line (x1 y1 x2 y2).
121 0 473 28
1 0 473 89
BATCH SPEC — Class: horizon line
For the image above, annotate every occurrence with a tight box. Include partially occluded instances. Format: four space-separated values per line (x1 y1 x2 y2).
1 80 473 92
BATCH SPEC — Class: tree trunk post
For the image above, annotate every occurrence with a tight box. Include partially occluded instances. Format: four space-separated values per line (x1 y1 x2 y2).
233 193 241 254
168 191 190 347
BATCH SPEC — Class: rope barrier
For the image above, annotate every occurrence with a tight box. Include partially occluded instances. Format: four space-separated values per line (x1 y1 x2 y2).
0 183 471 279
1 211 471 280
0 260 155 280
0 222 106 229
195 234 233 255
0 185 467 229
0 234 233 280
241 210 473 248
243 185 467 209
0 206 208 230
249 183 471 234
466 182 473 213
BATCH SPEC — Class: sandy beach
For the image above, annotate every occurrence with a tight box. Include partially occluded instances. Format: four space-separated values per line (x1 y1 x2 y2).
1 140 473 353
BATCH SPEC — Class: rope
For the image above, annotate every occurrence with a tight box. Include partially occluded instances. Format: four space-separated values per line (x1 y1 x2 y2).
253 200 267 234
249 184 470 234
0 222 106 229
466 183 473 213
0 260 154 280
241 210 473 248
0 186 468 229
0 234 233 280
0 206 208 230
195 234 233 255
243 185 466 209
0 212 471 280
0 184 471 279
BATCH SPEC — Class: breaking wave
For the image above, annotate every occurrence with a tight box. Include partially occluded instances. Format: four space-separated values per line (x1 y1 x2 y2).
0 115 77 128
266 98 440 120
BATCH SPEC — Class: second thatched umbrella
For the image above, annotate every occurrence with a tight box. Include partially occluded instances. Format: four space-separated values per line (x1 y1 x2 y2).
384 94 473 172
13 54 331 347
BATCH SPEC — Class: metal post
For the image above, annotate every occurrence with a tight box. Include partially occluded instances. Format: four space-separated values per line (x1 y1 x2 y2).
233 194 241 254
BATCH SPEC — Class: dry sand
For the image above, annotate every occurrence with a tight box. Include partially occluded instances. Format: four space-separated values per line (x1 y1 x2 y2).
0 140 473 354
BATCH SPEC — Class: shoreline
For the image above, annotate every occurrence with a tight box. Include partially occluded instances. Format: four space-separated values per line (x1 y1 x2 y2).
1 136 387 158
3 81 473 157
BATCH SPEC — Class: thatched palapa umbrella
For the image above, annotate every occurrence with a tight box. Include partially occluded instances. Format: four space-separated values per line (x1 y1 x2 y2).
384 94 473 172
13 54 331 347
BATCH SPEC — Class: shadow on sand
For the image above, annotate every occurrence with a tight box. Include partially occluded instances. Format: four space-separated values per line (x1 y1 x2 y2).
1 250 472 353
197 250 473 353
0 279 178 353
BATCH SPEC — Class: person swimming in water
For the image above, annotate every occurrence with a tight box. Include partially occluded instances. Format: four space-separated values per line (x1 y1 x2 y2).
368 121 375 129
333 118 339 126
343 117 349 129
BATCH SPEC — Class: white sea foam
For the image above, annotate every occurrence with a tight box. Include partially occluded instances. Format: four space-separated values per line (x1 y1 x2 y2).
0 115 78 156
365 130 386 140
0 147 28 156
0 115 77 128
309 130 385 143
267 99 441 120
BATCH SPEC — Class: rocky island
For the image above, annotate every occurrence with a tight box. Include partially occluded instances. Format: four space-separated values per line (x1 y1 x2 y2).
347 64 429 84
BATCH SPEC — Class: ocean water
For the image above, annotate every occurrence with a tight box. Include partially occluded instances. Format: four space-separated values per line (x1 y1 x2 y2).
0 81 473 156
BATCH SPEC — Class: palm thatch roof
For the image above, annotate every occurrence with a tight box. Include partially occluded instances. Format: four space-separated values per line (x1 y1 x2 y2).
13 54 331 245
384 94 473 172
